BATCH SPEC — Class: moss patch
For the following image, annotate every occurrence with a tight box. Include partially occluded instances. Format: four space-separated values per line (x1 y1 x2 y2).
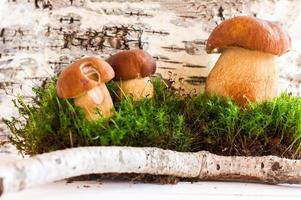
4 77 301 158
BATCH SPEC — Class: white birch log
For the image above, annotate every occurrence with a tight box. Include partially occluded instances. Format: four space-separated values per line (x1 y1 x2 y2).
1 146 301 196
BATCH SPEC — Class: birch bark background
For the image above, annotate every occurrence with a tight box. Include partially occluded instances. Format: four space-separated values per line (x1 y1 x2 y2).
0 0 301 145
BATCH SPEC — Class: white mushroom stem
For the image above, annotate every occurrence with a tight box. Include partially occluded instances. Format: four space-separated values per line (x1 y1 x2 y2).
74 84 114 120
206 47 278 105
117 77 154 100
1 146 301 196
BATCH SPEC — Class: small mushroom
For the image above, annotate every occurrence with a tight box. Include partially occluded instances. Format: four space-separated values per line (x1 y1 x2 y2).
106 50 156 100
56 57 115 120
205 16 291 106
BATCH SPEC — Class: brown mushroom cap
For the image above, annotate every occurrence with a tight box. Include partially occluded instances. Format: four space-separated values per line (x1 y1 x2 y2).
206 16 291 56
106 50 156 81
57 57 115 99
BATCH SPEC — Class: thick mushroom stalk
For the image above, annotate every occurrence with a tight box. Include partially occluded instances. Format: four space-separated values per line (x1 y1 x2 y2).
107 50 156 100
117 77 154 100
206 47 278 105
73 70 113 120
56 57 115 120
205 16 291 106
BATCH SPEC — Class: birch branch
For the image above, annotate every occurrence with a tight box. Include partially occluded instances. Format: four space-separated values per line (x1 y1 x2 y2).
1 146 301 196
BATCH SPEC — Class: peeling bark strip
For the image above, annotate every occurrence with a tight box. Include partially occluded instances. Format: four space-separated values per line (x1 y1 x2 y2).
1 147 301 195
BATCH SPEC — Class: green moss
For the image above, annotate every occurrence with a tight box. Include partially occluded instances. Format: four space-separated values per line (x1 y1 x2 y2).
187 93 301 157
4 77 301 158
4 77 191 155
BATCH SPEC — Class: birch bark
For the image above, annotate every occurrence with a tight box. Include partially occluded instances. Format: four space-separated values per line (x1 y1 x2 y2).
0 146 300 196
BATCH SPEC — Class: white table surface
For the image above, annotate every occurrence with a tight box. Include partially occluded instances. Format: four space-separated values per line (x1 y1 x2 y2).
2 180 301 200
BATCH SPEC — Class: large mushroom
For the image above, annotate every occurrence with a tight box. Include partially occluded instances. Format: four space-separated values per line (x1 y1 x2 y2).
106 50 156 100
205 16 291 106
56 57 115 120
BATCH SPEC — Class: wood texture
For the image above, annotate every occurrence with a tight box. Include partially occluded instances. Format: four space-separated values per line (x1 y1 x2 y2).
1 146 301 195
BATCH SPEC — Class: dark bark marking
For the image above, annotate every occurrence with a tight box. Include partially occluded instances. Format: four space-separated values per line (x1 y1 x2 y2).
145 30 169 35
0 28 5 37
0 81 18 89
60 25 144 51
179 15 198 19
182 40 206 46
161 46 185 52
218 6 225 20
0 178 3 196
261 162 264 169
24 76 49 81
34 0 53 10
125 11 153 17
153 55 170 61
216 164 220 170
183 64 206 68
55 158 62 164
185 76 207 85
158 66 176 70
160 60 183 64
59 17 80 24
271 162 281 171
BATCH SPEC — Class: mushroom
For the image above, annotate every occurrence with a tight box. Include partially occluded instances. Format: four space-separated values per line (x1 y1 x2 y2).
106 50 156 100
205 16 291 106
56 57 115 120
